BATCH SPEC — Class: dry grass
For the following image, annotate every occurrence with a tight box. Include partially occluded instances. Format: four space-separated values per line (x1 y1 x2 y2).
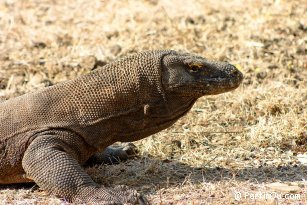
0 0 306 204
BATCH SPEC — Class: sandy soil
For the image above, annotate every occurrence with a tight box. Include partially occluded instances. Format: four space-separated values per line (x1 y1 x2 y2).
0 0 306 204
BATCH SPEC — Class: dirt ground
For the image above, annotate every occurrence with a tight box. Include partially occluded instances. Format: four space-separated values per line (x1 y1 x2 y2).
0 0 306 204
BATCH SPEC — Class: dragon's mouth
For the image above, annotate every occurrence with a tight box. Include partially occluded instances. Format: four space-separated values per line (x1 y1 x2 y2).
170 77 242 88
204 71 243 87
205 77 242 86
204 77 242 91
168 76 243 96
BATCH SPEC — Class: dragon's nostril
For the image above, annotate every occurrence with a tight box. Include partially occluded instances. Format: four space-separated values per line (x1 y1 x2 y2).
228 65 240 76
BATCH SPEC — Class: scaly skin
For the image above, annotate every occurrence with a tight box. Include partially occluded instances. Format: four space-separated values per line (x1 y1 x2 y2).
0 50 243 204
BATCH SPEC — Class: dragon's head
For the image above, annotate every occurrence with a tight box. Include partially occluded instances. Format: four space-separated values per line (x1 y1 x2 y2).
161 51 243 97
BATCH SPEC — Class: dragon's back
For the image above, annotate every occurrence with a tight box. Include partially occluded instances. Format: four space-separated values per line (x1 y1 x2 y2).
0 50 171 154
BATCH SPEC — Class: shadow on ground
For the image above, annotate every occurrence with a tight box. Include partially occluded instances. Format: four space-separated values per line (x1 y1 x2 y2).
1 157 305 195
83 156 306 193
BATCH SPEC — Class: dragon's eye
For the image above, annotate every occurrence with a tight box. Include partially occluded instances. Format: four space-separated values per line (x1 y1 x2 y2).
188 64 202 73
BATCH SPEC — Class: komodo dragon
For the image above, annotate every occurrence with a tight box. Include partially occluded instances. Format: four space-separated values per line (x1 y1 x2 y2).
0 50 243 204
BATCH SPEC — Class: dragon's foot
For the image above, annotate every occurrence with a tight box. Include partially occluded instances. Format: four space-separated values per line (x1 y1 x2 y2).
86 143 138 166
75 185 148 205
